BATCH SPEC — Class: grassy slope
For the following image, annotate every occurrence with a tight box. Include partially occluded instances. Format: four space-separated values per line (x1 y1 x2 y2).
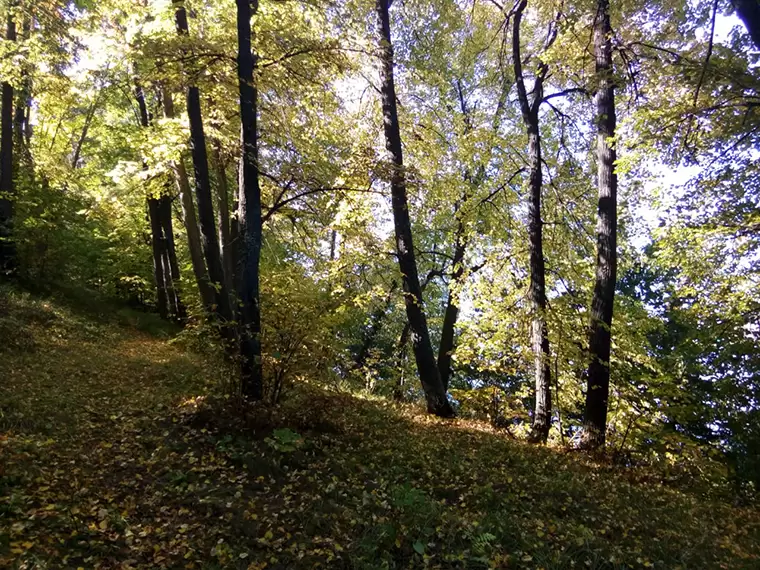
1 288 759 570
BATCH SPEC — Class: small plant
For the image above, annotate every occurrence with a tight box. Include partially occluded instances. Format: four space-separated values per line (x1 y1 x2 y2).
265 428 304 452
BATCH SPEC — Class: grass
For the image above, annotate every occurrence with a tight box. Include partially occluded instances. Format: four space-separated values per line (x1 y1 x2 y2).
1 285 759 569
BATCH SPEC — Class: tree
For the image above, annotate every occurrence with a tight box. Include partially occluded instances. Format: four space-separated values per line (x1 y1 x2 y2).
732 0 760 50
135 73 183 321
161 87 217 313
236 0 264 399
512 0 554 443
0 5 16 273
375 0 454 417
581 0 619 450
173 0 233 327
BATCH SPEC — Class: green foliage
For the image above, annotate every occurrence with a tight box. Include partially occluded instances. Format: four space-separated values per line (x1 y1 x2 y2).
2 291 759 568
2 0 760 559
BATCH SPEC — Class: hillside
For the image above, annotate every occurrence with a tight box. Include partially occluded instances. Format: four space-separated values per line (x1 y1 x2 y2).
1 288 759 570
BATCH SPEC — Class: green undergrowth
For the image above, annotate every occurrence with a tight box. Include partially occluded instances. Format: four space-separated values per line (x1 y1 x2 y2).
1 286 759 569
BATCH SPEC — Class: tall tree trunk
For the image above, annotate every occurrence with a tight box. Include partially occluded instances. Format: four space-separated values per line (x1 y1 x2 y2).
173 0 234 328
212 143 234 290
513 0 552 443
0 9 16 273
13 16 30 160
147 198 170 319
582 0 619 450
375 0 453 417
161 87 216 312
236 0 264 399
135 75 173 319
159 194 186 320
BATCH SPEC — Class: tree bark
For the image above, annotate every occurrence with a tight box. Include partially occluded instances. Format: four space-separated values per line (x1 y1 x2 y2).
147 198 170 319
733 0 760 51
159 194 186 320
437 230 465 393
236 0 264 399
212 143 234 290
173 0 234 327
0 9 16 273
135 75 174 320
13 15 30 160
513 0 552 443
161 87 217 313
375 0 454 417
582 0 619 450
394 321 411 401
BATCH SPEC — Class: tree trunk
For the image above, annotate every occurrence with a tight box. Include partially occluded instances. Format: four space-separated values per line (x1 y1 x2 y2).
375 0 453 417
394 321 411 401
513 0 552 443
236 0 264 399
159 194 186 320
135 76 173 320
212 143 234 290
437 231 465 393
582 0 619 450
0 9 16 273
148 198 170 319
733 0 760 51
161 87 216 313
173 0 234 328
13 16 30 161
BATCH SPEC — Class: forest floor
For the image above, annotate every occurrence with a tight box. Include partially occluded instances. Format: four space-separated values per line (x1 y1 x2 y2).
1 287 760 570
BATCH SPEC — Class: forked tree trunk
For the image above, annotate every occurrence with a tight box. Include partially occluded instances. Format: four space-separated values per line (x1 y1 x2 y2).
173 0 234 328
513 0 552 443
236 0 264 399
161 87 216 313
581 0 619 450
375 0 453 417
0 9 16 273
134 75 174 319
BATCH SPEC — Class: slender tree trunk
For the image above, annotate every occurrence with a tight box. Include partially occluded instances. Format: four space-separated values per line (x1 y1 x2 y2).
212 143 234 290
159 194 186 320
329 229 337 260
582 0 619 450
135 75 173 319
236 0 264 399
375 0 453 417
71 96 100 169
13 16 30 159
437 230 465 393
0 9 16 273
513 0 552 443
173 0 234 329
147 198 170 319
161 87 216 312
394 321 411 401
